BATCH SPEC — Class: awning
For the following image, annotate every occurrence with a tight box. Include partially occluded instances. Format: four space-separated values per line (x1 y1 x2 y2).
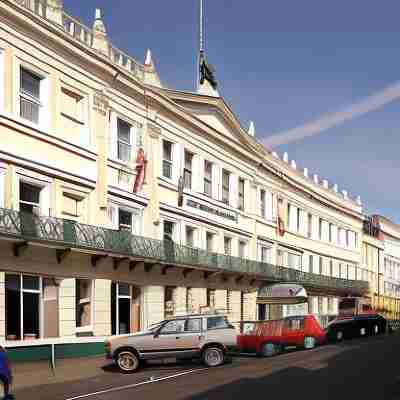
258 283 308 304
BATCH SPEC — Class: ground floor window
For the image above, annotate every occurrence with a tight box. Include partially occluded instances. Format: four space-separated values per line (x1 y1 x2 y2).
76 279 92 329
165 286 176 318
111 283 141 335
6 274 41 340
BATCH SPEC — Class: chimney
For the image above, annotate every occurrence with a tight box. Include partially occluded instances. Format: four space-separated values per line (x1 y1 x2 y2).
46 0 63 25
248 121 255 137
303 168 309 178
92 9 109 55
313 174 319 184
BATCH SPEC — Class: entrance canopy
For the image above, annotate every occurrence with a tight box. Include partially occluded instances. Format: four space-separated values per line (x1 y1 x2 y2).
258 283 308 304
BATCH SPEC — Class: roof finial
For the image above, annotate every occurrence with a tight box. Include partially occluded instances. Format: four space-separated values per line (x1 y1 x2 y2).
248 121 255 136
145 49 153 67
283 152 289 163
143 49 162 88
92 8 108 55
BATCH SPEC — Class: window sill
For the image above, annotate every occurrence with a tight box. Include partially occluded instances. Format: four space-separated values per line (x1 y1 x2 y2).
75 326 93 334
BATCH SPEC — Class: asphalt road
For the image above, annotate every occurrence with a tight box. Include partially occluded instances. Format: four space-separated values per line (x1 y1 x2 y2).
15 332 400 400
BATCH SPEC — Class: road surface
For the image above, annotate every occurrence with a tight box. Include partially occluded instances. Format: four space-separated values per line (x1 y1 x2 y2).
15 332 400 400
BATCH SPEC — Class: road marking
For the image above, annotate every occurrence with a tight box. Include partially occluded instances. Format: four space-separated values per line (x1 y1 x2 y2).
64 368 209 400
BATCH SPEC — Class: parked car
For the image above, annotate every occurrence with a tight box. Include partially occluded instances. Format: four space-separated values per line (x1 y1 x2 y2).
325 314 387 342
105 314 237 372
237 315 326 357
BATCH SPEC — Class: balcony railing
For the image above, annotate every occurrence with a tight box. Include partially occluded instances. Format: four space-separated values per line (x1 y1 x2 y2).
0 208 369 294
12 0 145 82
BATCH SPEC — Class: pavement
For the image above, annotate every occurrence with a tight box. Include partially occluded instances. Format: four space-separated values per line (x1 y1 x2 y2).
11 332 400 399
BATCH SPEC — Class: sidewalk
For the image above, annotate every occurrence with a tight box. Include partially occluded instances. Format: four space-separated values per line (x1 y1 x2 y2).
11 356 109 391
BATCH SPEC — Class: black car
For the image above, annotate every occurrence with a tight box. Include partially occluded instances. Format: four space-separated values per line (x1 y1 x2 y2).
325 314 387 342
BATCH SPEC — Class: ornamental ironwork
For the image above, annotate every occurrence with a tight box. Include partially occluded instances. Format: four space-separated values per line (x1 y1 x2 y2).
0 208 369 295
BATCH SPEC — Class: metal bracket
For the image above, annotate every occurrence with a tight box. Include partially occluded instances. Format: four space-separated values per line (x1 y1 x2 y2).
183 268 194 278
162 265 174 275
91 254 107 268
113 257 129 270
56 248 71 264
13 241 28 257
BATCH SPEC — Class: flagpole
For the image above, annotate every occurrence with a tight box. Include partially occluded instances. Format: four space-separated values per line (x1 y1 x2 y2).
196 0 204 91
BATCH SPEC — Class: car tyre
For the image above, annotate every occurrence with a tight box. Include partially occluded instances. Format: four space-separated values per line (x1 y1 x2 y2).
202 347 225 367
261 342 280 357
335 330 344 342
304 336 316 350
116 350 140 373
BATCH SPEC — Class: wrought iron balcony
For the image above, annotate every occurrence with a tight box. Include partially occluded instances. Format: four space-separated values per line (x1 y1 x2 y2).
0 208 368 294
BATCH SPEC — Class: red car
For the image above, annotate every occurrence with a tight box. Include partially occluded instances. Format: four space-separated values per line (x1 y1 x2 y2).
237 315 326 357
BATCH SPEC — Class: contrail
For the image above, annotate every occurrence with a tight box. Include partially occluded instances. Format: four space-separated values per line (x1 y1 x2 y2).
262 81 400 148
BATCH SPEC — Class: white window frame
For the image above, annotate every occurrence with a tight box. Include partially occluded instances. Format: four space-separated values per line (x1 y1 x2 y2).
238 239 247 258
75 278 95 333
5 273 43 340
162 139 174 180
17 63 49 130
259 243 272 264
0 48 4 113
223 235 232 256
0 167 5 208
60 83 89 146
185 224 198 248
114 282 132 335
183 150 193 190
206 231 216 253
108 203 143 235
204 160 213 197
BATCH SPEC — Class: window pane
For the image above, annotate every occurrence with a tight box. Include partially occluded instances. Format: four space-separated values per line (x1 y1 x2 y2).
204 179 212 196
21 68 40 99
23 292 39 339
76 279 92 327
161 320 185 334
163 141 172 161
117 119 131 143
118 297 131 334
204 161 212 179
224 237 231 255
119 210 132 231
184 151 192 170
163 160 172 179
118 142 131 162
184 169 192 189
6 276 21 340
23 276 40 291
6 274 20 291
206 232 214 252
186 227 194 247
20 97 39 123
185 318 202 332
207 316 229 330
20 182 40 204
118 283 130 296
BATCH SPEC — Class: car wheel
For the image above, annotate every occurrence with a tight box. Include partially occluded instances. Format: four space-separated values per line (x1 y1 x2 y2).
116 350 140 373
261 342 279 357
202 347 225 367
335 330 344 342
304 336 316 350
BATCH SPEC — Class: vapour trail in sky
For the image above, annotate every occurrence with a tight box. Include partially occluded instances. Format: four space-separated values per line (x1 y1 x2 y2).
262 81 400 148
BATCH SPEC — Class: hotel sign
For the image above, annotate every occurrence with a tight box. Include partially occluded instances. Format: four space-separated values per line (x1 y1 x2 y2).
186 199 238 222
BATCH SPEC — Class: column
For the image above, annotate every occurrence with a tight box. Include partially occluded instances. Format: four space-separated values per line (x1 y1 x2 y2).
143 124 161 239
190 288 207 313
174 287 187 316
93 91 109 225
0 272 5 341
59 278 76 337
242 291 257 320
4 47 14 115
93 279 111 337
143 286 164 328
214 290 227 311
228 290 241 325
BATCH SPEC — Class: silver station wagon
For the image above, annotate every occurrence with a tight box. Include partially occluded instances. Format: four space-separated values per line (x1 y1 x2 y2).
105 314 237 372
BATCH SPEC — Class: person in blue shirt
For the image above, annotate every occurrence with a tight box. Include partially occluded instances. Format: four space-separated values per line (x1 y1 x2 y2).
0 345 14 400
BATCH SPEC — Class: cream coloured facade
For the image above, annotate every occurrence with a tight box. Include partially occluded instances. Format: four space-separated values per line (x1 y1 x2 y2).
0 0 371 344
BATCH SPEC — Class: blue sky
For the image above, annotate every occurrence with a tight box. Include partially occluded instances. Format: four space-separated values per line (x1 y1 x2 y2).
65 1 400 223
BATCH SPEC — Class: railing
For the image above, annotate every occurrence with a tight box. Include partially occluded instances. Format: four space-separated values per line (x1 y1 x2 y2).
0 208 369 294
12 1 145 82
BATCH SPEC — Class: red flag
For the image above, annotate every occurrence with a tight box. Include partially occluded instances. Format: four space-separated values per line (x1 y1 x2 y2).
133 148 147 193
